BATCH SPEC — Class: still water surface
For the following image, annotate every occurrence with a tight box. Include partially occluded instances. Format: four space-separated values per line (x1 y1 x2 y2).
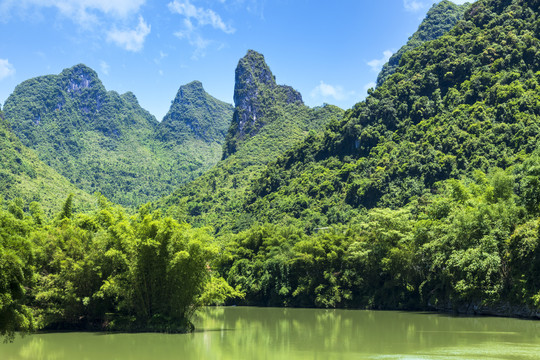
1 307 539 359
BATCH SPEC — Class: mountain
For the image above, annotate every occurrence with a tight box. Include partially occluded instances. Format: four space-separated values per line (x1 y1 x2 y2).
4 0 540 338
202 0 540 312
223 50 304 158
0 109 94 215
3 66 232 207
161 50 344 232
157 80 233 144
377 0 469 87
243 0 540 226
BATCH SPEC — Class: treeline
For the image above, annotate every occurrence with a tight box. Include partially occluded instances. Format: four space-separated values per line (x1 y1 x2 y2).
0 194 240 341
216 164 540 314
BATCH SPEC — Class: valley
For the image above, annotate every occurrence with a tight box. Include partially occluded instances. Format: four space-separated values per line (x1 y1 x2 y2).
1 0 540 348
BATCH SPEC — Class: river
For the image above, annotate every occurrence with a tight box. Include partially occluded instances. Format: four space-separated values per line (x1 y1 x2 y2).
1 307 539 359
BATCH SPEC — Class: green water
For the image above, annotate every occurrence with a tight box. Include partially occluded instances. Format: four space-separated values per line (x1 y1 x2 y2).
1 307 540 359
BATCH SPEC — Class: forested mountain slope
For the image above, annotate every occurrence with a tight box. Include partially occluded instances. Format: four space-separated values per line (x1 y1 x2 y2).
158 80 233 144
194 0 540 314
243 0 540 228
4 0 540 341
0 110 94 215
161 50 344 231
377 0 470 87
3 66 232 207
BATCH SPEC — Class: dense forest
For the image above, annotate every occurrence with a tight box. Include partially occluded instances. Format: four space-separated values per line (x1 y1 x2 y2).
0 193 240 341
164 0 540 313
2 0 540 342
376 0 469 87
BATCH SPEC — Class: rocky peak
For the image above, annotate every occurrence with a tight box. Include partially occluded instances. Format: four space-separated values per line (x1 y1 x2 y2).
174 80 205 104
62 64 99 93
233 50 276 105
158 80 233 144
222 50 304 159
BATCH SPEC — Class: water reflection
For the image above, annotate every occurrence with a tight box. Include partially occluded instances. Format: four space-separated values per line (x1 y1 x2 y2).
1 307 539 360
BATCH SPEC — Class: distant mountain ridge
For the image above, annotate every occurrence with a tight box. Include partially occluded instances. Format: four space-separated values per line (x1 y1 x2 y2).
158 80 233 144
3 65 233 207
161 50 344 232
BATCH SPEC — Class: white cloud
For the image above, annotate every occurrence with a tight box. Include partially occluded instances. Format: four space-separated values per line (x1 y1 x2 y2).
363 82 376 93
168 0 234 57
310 81 355 102
99 60 109 75
404 0 475 12
0 59 15 80
403 0 425 12
176 30 211 59
0 0 146 26
107 16 151 52
168 0 235 34
173 18 210 58
363 82 377 95
154 51 168 64
367 50 393 72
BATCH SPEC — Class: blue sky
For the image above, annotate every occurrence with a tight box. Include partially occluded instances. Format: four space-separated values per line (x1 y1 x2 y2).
0 0 471 121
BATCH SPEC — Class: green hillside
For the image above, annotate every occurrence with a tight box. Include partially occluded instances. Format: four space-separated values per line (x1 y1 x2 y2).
3 66 232 207
377 0 469 87
246 0 540 227
161 50 344 232
185 0 540 313
0 110 94 215
158 80 233 144
4 0 540 341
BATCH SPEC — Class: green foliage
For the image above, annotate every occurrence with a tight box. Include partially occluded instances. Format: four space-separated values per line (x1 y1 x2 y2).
0 196 240 340
214 170 540 313
377 0 470 87
0 110 95 215
58 194 74 220
161 51 344 232
0 205 36 341
3 66 233 208
241 0 540 230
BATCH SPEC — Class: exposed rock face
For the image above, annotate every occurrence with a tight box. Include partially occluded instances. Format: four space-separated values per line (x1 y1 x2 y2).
65 64 95 93
223 50 304 159
158 80 233 144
